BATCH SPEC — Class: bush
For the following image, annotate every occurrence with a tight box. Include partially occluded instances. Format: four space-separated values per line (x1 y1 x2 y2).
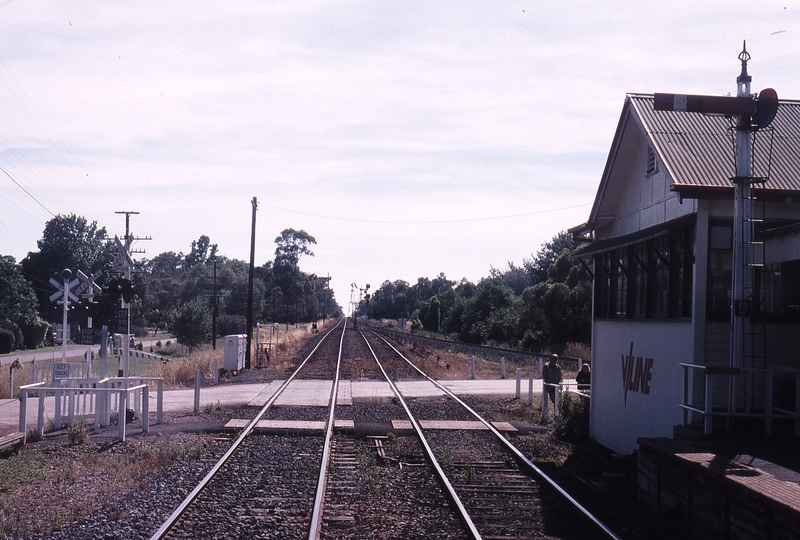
0 327 15 354
551 391 590 442
68 419 89 445
19 317 51 349
0 320 21 351
217 314 246 337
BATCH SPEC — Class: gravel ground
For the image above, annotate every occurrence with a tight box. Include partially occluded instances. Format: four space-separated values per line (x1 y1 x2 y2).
0 324 650 539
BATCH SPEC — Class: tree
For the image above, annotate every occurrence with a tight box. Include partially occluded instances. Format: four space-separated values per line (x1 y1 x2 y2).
274 229 316 271
524 231 577 284
0 256 39 323
0 256 54 349
184 235 218 269
169 299 212 351
22 214 117 321
273 229 316 322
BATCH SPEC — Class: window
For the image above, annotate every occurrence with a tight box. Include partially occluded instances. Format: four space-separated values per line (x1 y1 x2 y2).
594 222 694 320
646 146 658 176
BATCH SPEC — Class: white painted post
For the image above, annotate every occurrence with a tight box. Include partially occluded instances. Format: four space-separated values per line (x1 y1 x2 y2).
214 357 219 385
541 386 549 419
54 386 62 429
765 369 773 436
528 372 534 406
118 389 127 442
157 379 163 424
18 388 27 433
142 386 149 434
795 374 800 436
554 385 561 418
68 383 75 427
705 372 713 434
100 326 108 379
37 392 45 437
471 356 476 380
515 368 521 399
501 357 506 379
194 369 201 413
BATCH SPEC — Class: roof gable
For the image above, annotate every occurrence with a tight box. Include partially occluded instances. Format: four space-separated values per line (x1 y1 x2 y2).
574 93 800 237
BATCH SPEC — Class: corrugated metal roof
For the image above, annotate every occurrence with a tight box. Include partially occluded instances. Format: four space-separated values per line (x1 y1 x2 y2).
629 93 800 193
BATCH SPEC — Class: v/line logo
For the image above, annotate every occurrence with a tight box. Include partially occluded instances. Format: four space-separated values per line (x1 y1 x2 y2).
621 342 654 405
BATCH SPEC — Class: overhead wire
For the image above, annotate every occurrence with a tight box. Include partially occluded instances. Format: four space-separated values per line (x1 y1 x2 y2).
0 59 118 213
261 202 592 224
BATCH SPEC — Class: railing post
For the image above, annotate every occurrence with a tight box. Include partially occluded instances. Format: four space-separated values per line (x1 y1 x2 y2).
683 364 689 427
118 389 127 442
515 368 521 399
554 385 561 418
705 372 713 434
501 357 506 379
194 369 201 413
68 382 75 427
18 388 27 433
37 391 45 437
541 384 549 419
470 356 476 380
54 385 62 430
795 374 800 436
157 379 163 424
142 386 150 434
765 369 773 436
528 372 534 406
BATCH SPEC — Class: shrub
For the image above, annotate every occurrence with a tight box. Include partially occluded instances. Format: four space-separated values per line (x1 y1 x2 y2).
68 419 89 445
0 320 22 351
0 327 15 354
551 391 590 442
20 317 50 349
217 314 246 337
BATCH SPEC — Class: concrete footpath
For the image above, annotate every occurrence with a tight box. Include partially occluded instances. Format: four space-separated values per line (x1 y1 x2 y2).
0 378 562 432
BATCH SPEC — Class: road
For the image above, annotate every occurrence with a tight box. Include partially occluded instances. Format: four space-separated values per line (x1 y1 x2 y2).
0 337 164 366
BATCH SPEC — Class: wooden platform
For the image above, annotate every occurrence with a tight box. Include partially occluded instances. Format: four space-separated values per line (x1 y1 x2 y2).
391 420 517 432
224 419 355 433
0 432 25 453
223 418 516 434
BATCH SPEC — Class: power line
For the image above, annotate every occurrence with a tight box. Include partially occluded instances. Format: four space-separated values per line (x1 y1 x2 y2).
261 202 592 224
0 164 55 216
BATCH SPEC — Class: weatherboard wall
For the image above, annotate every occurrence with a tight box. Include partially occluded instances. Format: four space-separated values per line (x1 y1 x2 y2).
590 319 692 455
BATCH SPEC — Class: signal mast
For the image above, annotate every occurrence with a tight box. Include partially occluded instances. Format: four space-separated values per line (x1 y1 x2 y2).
654 43 778 403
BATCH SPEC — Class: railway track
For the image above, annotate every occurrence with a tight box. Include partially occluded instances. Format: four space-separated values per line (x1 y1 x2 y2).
149 319 634 539
151 320 346 540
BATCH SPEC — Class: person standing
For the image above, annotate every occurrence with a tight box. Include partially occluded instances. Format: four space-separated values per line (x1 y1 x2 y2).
542 353 563 407
576 363 591 392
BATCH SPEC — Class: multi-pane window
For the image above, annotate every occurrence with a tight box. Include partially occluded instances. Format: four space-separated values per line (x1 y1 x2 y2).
594 223 694 320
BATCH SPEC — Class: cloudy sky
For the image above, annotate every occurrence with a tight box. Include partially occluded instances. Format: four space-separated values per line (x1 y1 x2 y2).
0 1 797 311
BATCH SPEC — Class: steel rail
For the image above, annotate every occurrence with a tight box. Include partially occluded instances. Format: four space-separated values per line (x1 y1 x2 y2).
308 318 346 539
149 319 345 540
371 331 623 540
359 331 483 540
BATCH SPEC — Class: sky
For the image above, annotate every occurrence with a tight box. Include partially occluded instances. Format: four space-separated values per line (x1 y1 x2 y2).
1 1 798 313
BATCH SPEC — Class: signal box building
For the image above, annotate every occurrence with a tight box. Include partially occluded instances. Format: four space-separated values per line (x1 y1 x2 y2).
570 89 800 454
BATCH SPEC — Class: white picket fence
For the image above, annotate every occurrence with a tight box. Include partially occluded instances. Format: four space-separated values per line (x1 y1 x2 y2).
19 376 164 442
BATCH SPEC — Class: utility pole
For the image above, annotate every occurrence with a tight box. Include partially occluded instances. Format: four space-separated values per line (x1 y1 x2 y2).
114 211 151 377
212 257 218 350
245 197 258 369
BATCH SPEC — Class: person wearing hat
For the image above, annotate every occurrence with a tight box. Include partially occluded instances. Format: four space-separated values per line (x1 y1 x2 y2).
542 353 563 407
